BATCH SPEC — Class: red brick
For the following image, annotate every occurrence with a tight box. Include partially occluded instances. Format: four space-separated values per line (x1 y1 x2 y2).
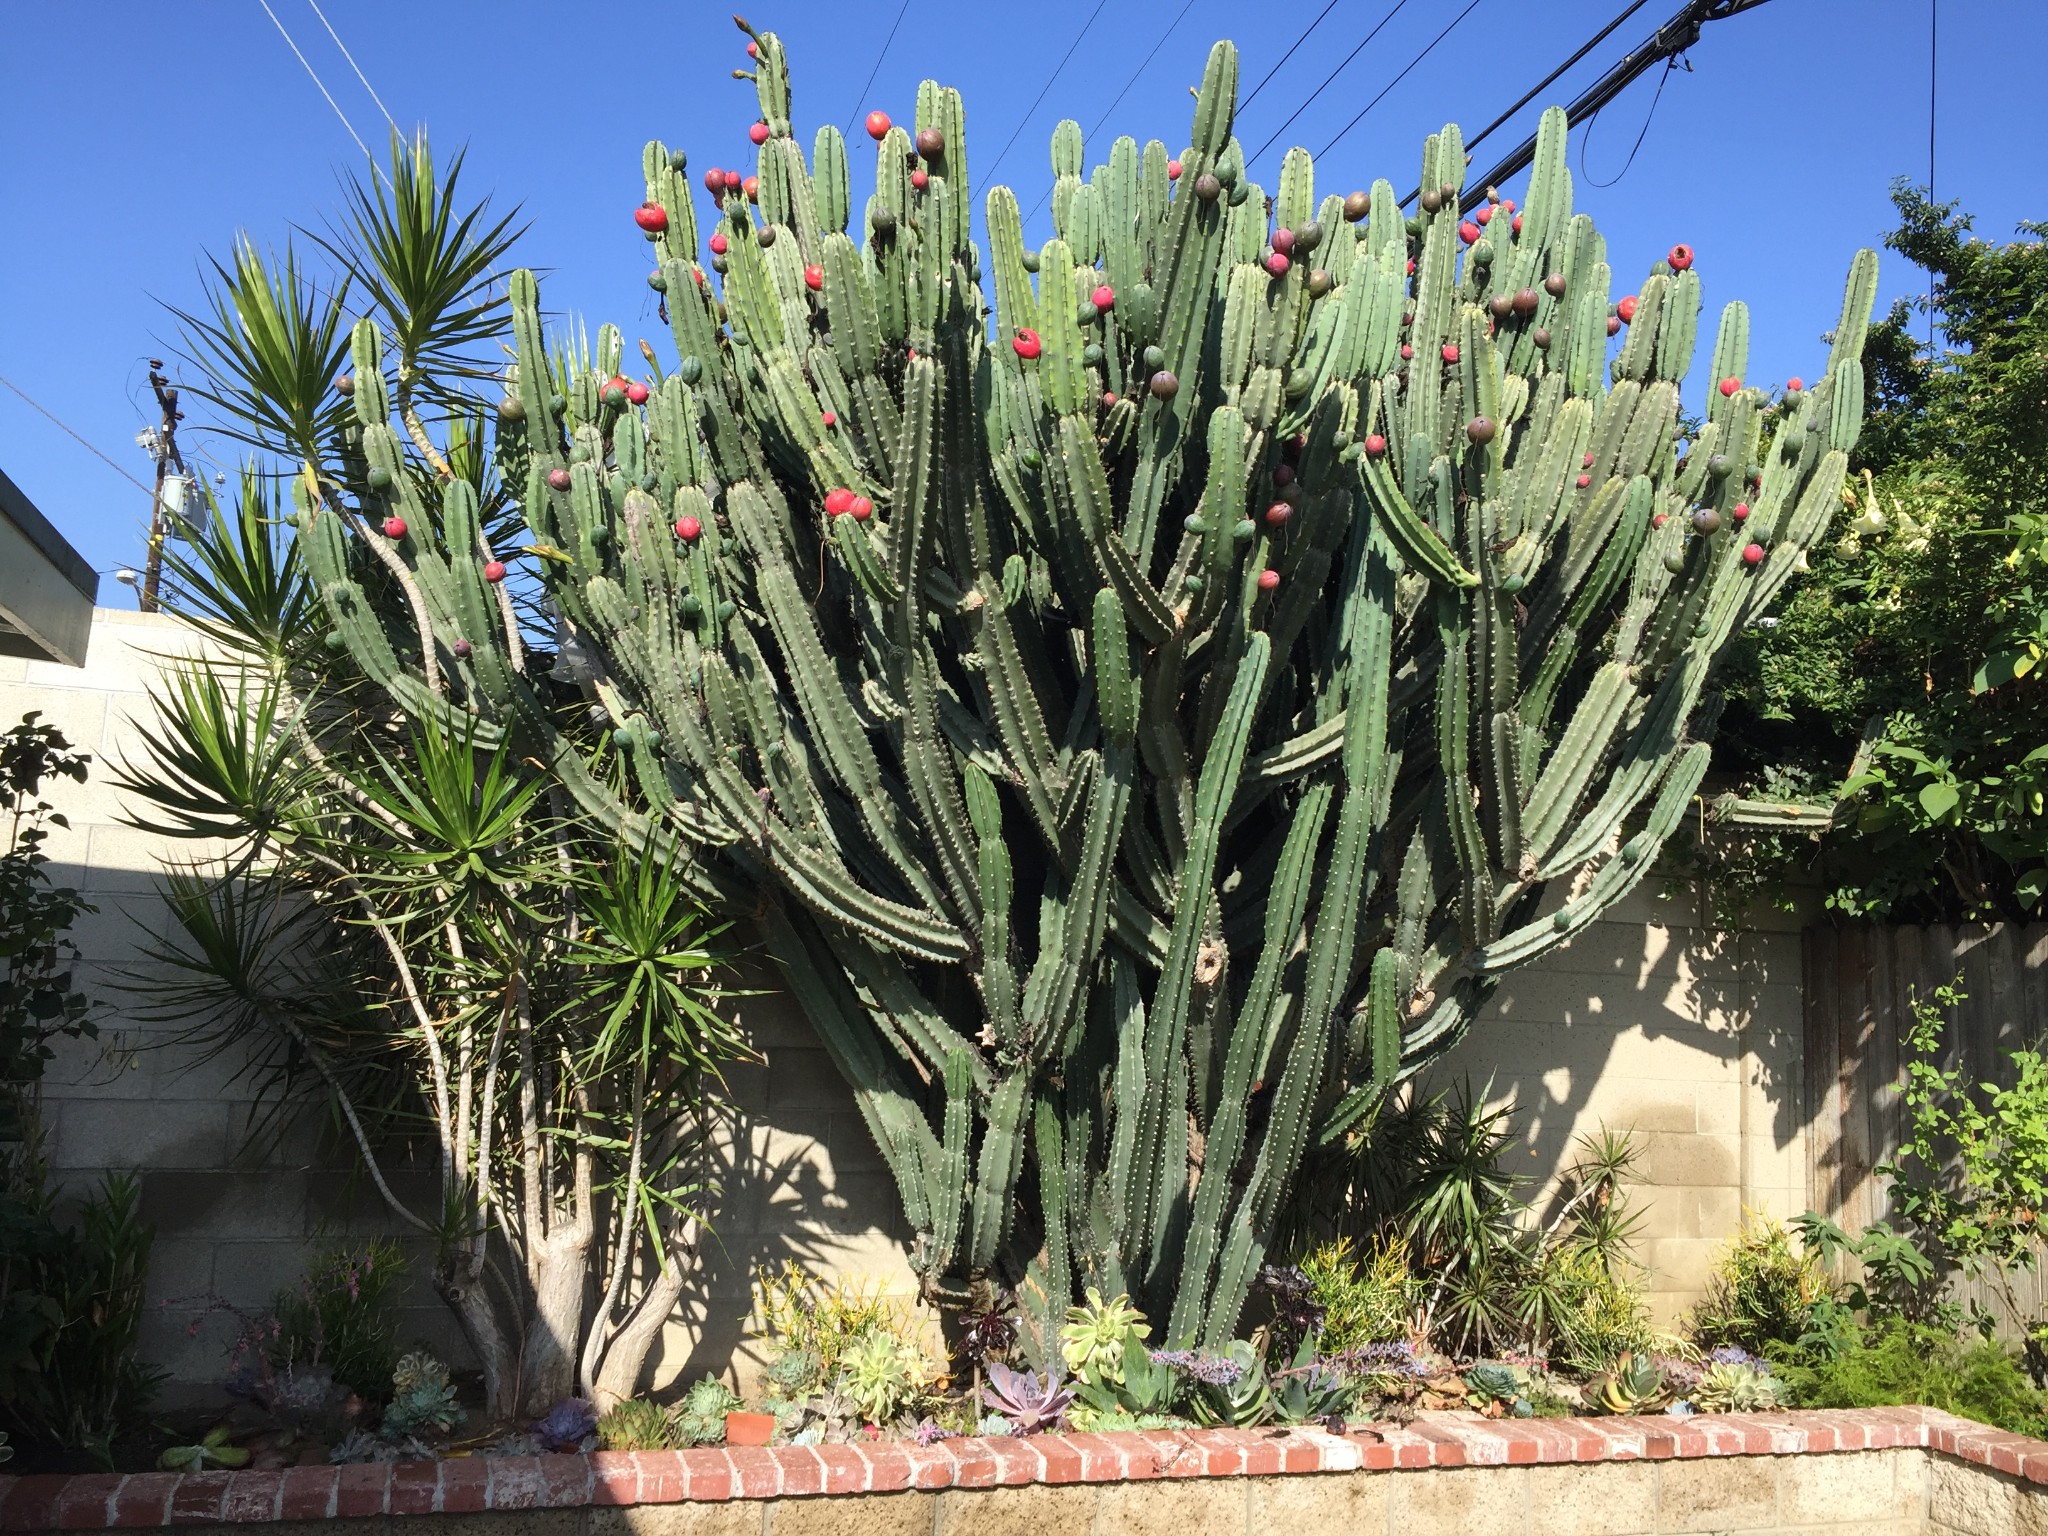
981 1436 1040 1486
169 1471 235 1524
857 1445 914 1493
52 1473 123 1529
0 1473 69 1533
1279 1433 1323 1473
635 1451 688 1503
389 1458 438 1516
774 1448 825 1497
218 1469 282 1524
900 1442 959 1490
678 1449 733 1502
939 1438 996 1490
1034 1437 1084 1485
726 1446 783 1499
1408 1421 1471 1467
480 1454 537 1509
1057 1433 1126 1481
533 1453 590 1507
333 1462 391 1519
1358 1439 1397 1471
277 1466 336 1521
434 1455 487 1513
813 1444 869 1495
588 1452 641 1507
111 1472 180 1528
1182 1429 1245 1477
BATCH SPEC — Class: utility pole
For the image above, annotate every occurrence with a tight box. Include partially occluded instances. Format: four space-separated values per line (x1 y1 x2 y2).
139 361 185 614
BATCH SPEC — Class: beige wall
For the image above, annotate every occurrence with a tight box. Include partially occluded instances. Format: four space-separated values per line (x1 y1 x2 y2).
23 610 1809 1390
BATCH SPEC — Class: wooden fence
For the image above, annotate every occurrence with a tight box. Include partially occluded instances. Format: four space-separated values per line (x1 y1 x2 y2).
1803 923 2048 1321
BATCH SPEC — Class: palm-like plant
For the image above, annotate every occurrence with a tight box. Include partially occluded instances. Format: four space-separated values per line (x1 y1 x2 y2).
119 155 744 1419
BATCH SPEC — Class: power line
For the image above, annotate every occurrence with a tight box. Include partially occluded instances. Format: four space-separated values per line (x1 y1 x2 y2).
305 0 399 135
1247 0 1419 169
982 0 1112 188
1457 0 1658 163
1312 0 1488 162
1026 0 1201 219
1577 55 1680 188
842 0 913 139
254 0 374 163
1239 0 1345 117
1085 0 1200 142
0 372 157 496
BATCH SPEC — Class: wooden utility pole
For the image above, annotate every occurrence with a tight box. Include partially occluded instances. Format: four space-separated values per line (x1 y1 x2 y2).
140 361 185 614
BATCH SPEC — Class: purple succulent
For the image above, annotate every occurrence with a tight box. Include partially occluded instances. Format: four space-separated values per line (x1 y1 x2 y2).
534 1396 598 1451
980 1362 1075 1434
913 1419 955 1446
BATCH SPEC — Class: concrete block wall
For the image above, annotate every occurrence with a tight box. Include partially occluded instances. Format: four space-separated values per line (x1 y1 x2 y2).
21 610 1810 1390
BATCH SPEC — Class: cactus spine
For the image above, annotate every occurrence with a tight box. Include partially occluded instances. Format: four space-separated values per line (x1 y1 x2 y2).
305 25 1875 1345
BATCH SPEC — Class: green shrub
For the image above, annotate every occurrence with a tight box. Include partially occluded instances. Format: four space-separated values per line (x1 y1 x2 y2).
1775 1318 2048 1436
269 1240 408 1400
1300 1238 1418 1353
1688 1216 1835 1354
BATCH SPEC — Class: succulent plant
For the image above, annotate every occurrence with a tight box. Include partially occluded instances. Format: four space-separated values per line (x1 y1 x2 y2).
311 21 1879 1349
535 1395 599 1451
1061 1288 1149 1383
1074 1325 1180 1418
599 1397 676 1451
380 1352 463 1441
1462 1361 1535 1418
834 1331 926 1425
1593 1351 1670 1415
1691 1359 1783 1413
981 1361 1076 1434
1188 1340 1273 1428
667 1375 743 1445
158 1425 250 1473
1273 1339 1357 1426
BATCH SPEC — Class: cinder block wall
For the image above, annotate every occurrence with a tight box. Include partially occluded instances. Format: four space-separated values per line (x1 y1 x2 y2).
21 610 1808 1393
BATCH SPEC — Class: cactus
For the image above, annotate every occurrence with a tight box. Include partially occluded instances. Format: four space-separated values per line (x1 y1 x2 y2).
302 23 1876 1345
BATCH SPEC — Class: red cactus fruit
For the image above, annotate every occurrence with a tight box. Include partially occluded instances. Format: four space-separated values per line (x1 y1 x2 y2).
483 559 507 583
1732 502 1751 521
805 264 825 291
1399 344 1414 361
1466 416 1496 446
1264 502 1291 527
626 382 649 405
1617 295 1638 324
824 488 853 515
708 232 728 255
1406 258 1416 275
1719 376 1741 397
1013 328 1041 360
704 168 725 194
1786 376 1804 392
1441 343 1460 364
1742 542 1765 565
749 122 770 145
910 168 929 190
1102 391 1119 408
1501 198 1517 213
1257 569 1280 591
634 203 668 233
1265 252 1290 277
1511 214 1522 234
1091 284 1115 312
1668 243 1694 271
675 515 702 541
1583 452 1595 467
1475 205 1493 225
382 516 407 539
1364 434 1388 459
722 169 743 191
850 495 873 521
1458 220 1481 244
547 468 573 492
1271 228 1296 256
821 410 836 427
1167 159 1182 180
1606 316 1621 336
1576 474 1592 489
743 176 759 202
1652 513 1668 529
865 110 891 141
746 40 758 57
452 639 471 658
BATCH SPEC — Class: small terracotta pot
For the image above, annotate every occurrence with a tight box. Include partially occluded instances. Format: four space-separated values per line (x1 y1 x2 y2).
724 1410 776 1447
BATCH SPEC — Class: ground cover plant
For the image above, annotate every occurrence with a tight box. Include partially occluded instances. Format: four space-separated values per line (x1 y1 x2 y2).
198 13 1877 1359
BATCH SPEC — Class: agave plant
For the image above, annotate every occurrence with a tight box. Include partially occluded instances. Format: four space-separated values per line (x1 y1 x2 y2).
1188 1340 1274 1428
1592 1351 1670 1415
981 1361 1076 1434
1691 1358 1783 1413
1061 1289 1149 1383
1073 1326 1181 1419
1273 1339 1357 1426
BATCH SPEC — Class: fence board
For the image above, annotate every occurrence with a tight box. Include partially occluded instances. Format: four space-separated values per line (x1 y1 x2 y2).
1802 923 2048 1331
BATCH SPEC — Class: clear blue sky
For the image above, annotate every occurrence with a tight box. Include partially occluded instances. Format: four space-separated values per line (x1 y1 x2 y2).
3 0 2040 606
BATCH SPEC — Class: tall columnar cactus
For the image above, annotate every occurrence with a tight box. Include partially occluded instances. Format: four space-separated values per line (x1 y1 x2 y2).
303 23 1876 1348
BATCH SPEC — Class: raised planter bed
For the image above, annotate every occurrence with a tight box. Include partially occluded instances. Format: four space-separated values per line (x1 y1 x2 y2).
4 1407 2045 1533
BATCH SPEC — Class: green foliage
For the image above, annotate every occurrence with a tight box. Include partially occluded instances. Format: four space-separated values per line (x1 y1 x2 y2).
1462 1361 1534 1417
0 721 162 1471
380 1351 463 1441
1060 1288 1147 1383
1187 1340 1273 1427
751 1262 929 1402
668 1376 741 1446
1591 1351 1669 1414
268 1240 408 1402
1708 186 2048 919
156 1425 250 1473
1300 1237 1419 1352
1071 1324 1180 1421
1688 1215 1838 1355
596 1396 674 1451
834 1331 928 1425
1775 1319 2048 1437
1692 1358 1784 1412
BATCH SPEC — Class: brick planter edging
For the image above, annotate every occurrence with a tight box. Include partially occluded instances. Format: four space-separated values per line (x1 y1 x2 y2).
3 1406 2041 1529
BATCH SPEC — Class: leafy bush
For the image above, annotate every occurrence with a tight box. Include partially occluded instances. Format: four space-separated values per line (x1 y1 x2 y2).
268 1240 408 1401
751 1261 927 1401
1688 1216 1837 1355
1300 1238 1418 1353
1775 1319 2048 1436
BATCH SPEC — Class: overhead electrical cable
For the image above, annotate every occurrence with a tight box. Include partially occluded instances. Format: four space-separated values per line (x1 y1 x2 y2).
0 374 158 496
1238 0 1346 117
1311 0 1489 163
305 0 399 135
1026 0 1200 218
842 0 913 139
983 0 1112 186
1247 0 1418 168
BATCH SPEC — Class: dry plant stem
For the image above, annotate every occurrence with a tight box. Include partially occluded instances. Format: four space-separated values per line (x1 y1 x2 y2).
591 1213 703 1410
275 1012 435 1235
395 377 453 481
579 1057 648 1399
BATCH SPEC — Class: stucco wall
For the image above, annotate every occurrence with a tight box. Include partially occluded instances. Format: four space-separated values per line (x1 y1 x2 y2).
22 609 1809 1392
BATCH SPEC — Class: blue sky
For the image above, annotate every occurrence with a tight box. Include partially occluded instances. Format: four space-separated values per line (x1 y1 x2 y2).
3 0 2041 606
